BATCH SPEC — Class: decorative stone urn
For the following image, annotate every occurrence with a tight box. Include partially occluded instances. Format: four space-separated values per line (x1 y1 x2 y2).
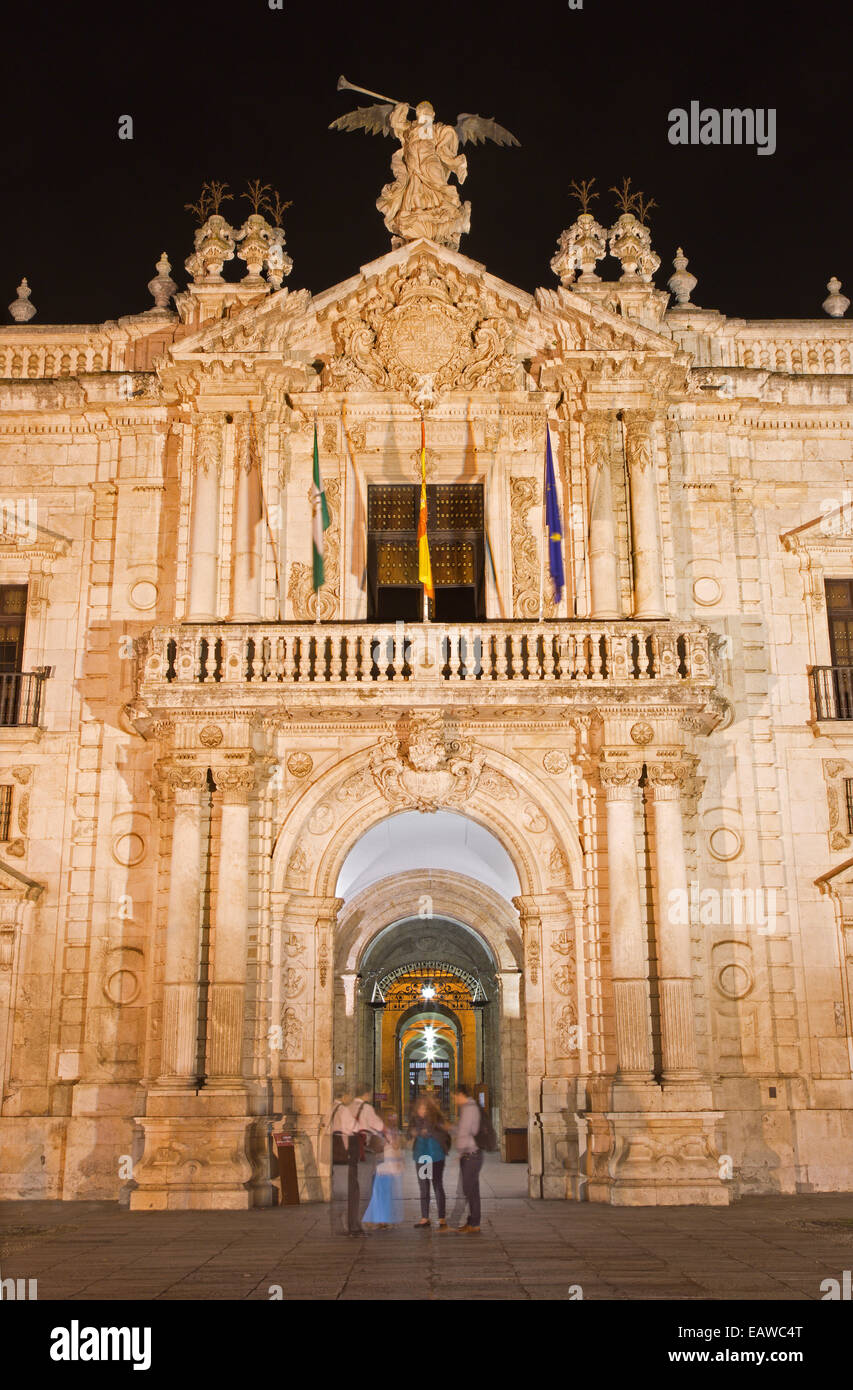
609 212 660 283
185 214 237 283
551 213 608 285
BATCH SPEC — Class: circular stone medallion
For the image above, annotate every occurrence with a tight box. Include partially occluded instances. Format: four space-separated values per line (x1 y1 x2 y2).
112 831 145 867
716 961 753 1000
129 580 158 611
708 825 743 861
692 576 722 607
105 968 140 1005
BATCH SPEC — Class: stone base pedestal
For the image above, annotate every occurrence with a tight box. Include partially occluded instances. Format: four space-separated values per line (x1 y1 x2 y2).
534 1078 583 1199
130 1088 270 1211
579 1099 731 1206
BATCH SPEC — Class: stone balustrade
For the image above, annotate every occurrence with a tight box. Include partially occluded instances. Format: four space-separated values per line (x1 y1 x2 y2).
727 329 853 374
136 619 715 707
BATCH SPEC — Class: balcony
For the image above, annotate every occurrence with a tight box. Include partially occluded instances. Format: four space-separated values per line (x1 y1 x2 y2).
811 666 853 721
0 670 50 727
135 620 719 721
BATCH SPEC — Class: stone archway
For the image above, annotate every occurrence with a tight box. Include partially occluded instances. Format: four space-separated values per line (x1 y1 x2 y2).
267 735 585 1201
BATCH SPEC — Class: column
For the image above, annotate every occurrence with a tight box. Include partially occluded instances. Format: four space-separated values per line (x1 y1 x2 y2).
231 415 262 620
206 765 255 1084
583 413 621 618
600 763 654 1078
647 763 700 1079
156 766 207 1086
186 415 223 621
623 411 667 618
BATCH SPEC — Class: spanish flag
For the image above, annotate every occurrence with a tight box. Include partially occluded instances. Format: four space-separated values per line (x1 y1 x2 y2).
417 416 434 602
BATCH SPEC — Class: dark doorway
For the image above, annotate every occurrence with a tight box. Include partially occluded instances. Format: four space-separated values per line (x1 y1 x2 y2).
367 484 486 621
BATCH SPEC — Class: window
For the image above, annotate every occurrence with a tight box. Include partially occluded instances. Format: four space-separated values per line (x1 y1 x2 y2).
825 580 853 666
845 778 853 835
0 584 27 673
0 786 11 841
367 484 486 622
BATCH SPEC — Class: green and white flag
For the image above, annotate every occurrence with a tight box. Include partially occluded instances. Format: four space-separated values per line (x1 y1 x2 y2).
310 421 330 590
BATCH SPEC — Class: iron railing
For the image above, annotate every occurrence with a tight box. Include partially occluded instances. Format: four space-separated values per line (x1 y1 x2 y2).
812 666 853 720
0 669 50 727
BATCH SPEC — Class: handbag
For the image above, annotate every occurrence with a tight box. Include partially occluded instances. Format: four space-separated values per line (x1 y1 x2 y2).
354 1101 386 1156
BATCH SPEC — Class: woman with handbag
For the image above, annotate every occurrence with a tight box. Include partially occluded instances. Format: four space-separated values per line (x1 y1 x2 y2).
407 1096 451 1229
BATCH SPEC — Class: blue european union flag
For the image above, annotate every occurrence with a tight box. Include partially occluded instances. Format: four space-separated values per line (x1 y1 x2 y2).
544 427 565 605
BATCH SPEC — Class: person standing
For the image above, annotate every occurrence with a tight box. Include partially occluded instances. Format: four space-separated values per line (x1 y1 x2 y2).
408 1096 450 1229
453 1085 483 1234
348 1083 388 1236
323 1084 360 1236
363 1111 404 1228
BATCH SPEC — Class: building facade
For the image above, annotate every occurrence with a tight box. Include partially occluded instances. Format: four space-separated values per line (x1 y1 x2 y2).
1 195 852 1209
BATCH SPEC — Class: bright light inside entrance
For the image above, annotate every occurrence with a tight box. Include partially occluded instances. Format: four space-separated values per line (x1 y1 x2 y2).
420 983 436 1000
421 1024 438 1059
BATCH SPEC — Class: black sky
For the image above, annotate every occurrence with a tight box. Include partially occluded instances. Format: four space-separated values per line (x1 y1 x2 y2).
2 0 850 325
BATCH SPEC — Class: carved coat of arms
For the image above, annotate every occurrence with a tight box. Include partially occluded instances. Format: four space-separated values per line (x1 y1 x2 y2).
369 711 484 812
325 257 518 406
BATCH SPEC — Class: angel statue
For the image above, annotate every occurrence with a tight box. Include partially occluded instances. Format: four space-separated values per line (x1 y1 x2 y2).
331 76 519 252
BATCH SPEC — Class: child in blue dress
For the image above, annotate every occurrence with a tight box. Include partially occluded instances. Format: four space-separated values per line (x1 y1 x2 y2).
363 1112 404 1228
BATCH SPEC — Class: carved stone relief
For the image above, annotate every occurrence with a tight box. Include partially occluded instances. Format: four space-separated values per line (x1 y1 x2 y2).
369 711 484 813
509 477 556 619
288 478 340 620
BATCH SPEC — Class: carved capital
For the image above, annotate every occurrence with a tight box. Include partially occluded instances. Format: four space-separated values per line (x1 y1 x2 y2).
645 762 688 799
213 765 256 801
599 762 643 798
622 411 657 473
193 415 224 478
155 760 207 796
582 413 612 472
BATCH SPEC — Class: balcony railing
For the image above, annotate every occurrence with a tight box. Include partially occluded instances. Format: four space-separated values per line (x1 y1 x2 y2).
137 620 714 698
812 666 853 720
0 669 49 727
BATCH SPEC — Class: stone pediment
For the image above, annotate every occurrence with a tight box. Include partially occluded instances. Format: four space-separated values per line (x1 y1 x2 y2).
165 237 683 403
0 507 71 559
782 508 853 555
0 859 44 900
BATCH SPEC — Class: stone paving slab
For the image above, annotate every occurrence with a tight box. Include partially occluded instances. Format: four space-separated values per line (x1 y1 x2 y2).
2 1177 853 1301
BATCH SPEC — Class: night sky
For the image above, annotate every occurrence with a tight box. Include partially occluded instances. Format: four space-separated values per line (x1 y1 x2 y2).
2 0 849 325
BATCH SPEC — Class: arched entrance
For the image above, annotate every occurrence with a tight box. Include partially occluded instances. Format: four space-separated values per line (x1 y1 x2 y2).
268 742 586 1202
332 812 527 1153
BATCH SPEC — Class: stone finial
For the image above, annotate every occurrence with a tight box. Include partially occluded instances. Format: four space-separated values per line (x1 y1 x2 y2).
265 228 293 291
184 214 237 284
609 212 660 283
823 276 850 318
147 252 177 311
668 247 698 306
8 278 35 322
551 213 608 286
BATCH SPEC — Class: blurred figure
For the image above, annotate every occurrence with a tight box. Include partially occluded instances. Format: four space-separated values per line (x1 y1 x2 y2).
323 1083 360 1236
408 1095 451 1229
348 1083 388 1236
363 1111 404 1228
453 1085 482 1234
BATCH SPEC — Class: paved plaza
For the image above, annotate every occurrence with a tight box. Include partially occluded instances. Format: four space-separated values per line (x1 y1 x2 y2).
2 1158 853 1301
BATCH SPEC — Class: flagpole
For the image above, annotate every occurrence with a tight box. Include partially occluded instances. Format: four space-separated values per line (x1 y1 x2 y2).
250 413 283 621
313 407 322 628
538 420 548 622
422 408 428 623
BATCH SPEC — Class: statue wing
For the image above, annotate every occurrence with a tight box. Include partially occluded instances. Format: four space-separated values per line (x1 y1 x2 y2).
329 103 396 136
455 113 520 148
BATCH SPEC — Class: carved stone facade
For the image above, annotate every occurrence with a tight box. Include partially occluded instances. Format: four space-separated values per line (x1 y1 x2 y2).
2 221 853 1212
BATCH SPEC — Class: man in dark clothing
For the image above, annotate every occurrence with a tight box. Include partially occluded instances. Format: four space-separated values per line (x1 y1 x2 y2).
347 1083 387 1236
453 1085 483 1233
